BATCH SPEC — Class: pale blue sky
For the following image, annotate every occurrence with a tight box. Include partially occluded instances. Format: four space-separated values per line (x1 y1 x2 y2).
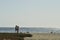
0 0 60 28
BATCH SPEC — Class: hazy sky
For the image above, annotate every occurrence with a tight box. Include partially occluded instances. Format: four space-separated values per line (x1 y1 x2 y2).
0 0 60 28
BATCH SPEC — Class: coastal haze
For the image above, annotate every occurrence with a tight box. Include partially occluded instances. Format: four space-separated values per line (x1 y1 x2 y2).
0 0 60 28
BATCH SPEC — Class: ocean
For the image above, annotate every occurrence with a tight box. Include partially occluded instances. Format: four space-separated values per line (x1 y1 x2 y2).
0 27 60 33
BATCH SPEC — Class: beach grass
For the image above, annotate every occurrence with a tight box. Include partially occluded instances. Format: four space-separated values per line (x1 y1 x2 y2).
0 33 32 40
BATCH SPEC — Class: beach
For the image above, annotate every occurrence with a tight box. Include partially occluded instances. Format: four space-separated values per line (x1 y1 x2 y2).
0 32 60 40
24 33 60 40
0 27 60 40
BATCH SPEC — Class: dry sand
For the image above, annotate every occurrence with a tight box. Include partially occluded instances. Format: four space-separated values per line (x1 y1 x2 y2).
24 33 60 40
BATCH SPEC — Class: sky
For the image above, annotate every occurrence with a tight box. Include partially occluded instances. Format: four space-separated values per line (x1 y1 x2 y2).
0 0 60 28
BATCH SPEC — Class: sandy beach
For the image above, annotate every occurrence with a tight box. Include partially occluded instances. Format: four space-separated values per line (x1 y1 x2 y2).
24 33 60 40
0 33 60 40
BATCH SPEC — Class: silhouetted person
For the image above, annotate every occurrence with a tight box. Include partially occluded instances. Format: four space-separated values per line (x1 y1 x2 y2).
15 25 19 34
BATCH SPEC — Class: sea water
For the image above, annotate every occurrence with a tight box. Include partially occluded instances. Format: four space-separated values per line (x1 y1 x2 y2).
0 27 60 33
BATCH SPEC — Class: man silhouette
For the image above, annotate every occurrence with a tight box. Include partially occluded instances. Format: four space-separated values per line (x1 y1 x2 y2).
15 25 19 33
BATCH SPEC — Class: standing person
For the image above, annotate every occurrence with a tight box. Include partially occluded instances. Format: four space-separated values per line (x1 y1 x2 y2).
15 25 19 34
